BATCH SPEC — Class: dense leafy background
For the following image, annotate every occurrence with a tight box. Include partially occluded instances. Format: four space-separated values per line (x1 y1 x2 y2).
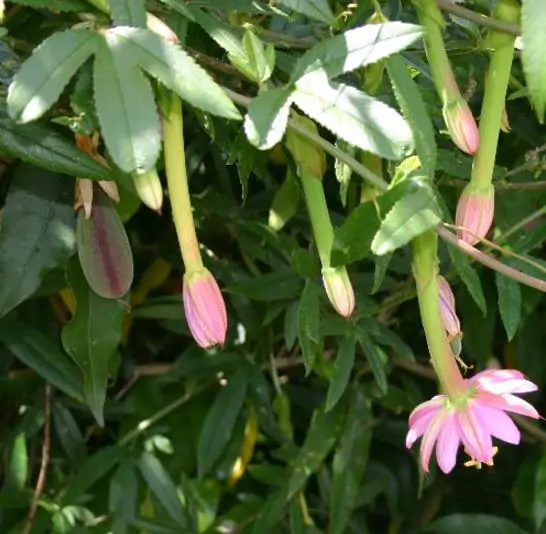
0 0 545 533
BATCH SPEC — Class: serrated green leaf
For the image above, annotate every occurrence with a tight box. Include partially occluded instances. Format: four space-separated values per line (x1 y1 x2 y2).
110 0 146 27
276 0 334 24
325 336 356 412
424 514 528 534
94 35 161 174
371 186 441 256
447 245 486 315
138 452 187 526
0 316 83 401
76 189 134 299
0 164 76 318
291 22 423 82
244 87 294 150
229 29 274 83
387 54 436 177
62 257 127 426
6 0 89 10
0 112 112 180
8 29 98 123
495 271 521 341
357 327 387 393
372 253 392 294
297 280 320 374
330 389 372 534
107 27 240 120
522 0 546 122
197 368 249 476
293 71 413 160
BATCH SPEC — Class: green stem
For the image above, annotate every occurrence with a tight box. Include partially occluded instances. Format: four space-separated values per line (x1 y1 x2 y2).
414 0 460 103
161 92 203 270
300 170 334 267
411 231 466 399
471 0 519 189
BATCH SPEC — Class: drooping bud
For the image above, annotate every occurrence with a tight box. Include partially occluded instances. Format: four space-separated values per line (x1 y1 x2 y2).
455 183 495 245
443 98 479 155
146 13 179 43
77 189 134 299
132 168 164 213
183 268 228 348
322 267 355 318
438 275 460 336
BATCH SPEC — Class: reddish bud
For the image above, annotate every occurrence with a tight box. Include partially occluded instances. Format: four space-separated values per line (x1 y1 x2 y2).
438 276 460 336
183 268 228 348
455 183 495 245
77 189 134 299
443 98 479 155
322 267 355 318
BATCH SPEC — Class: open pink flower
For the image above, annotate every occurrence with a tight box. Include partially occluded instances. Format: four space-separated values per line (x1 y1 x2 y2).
406 369 539 474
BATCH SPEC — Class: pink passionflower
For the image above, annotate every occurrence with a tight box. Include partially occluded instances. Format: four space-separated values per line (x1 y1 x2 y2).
406 369 539 474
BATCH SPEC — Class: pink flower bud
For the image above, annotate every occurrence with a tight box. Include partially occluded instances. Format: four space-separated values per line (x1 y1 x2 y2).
183 268 228 348
438 275 460 336
455 183 495 245
443 98 479 155
322 267 355 318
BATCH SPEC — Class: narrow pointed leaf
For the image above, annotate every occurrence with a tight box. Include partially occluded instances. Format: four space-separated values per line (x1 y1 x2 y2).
387 55 436 177
93 36 161 173
107 27 241 120
8 29 98 123
293 72 413 160
325 336 356 412
291 22 423 82
138 452 187 526
357 328 387 393
297 280 320 374
495 271 521 341
0 164 76 318
0 316 83 401
62 257 127 426
197 368 249 476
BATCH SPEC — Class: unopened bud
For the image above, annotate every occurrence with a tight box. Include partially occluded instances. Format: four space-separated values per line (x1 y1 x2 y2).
146 13 179 43
455 183 495 245
322 267 355 318
183 268 228 348
443 98 479 155
132 168 163 213
438 276 460 336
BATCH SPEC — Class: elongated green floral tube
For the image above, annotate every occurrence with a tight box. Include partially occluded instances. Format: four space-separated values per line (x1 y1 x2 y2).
413 0 479 155
161 91 227 347
456 0 520 245
286 115 355 318
412 231 466 400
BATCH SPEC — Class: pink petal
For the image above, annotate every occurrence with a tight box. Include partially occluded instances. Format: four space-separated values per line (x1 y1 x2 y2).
477 392 540 419
435 411 461 474
474 403 520 445
456 403 493 463
420 411 446 472
408 396 445 428
471 369 537 395
406 407 440 448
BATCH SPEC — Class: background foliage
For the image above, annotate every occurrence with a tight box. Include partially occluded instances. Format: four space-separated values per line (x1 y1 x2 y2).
0 0 546 533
